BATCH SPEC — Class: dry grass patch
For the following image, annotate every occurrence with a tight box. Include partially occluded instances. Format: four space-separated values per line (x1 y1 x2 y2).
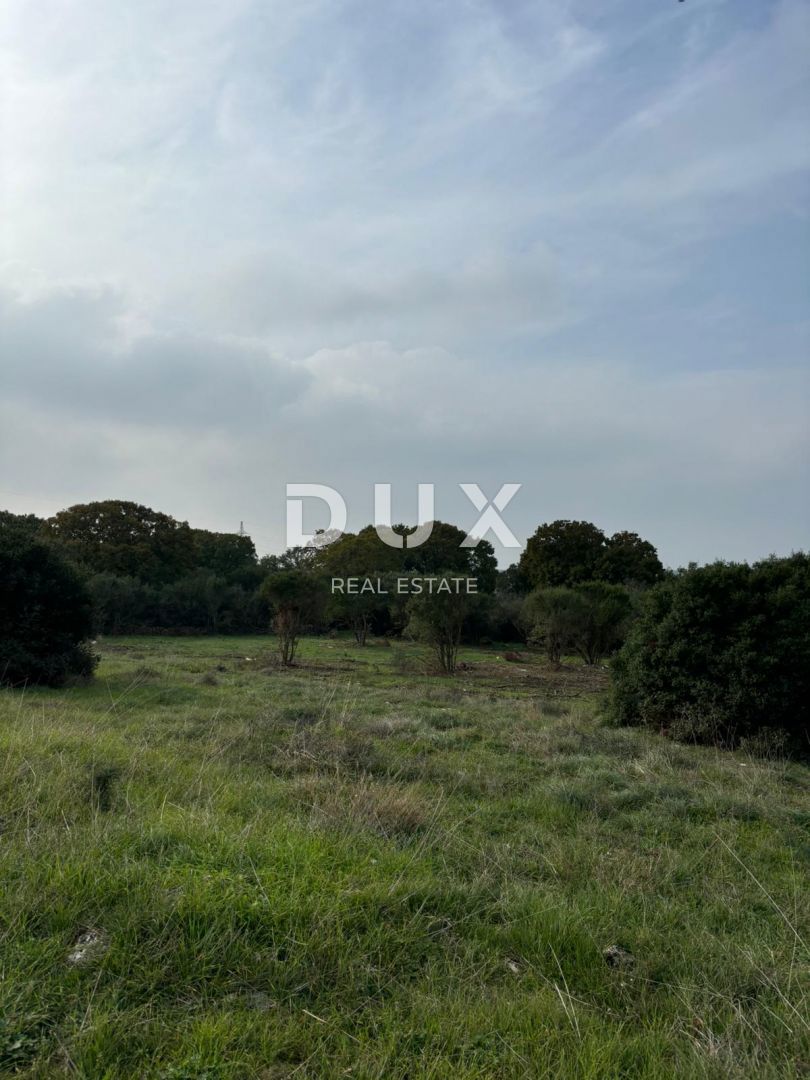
296 776 430 839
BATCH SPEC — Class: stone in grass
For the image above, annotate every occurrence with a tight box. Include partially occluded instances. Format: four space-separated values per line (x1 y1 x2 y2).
67 928 108 966
603 944 635 969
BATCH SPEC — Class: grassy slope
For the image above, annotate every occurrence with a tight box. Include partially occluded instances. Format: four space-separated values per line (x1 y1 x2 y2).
0 636 807 1079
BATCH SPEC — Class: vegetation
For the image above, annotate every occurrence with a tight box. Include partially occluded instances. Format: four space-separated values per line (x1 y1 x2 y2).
0 635 806 1077
524 582 632 666
610 555 810 750
261 571 323 666
313 521 499 593
519 520 664 589
408 585 477 674
0 516 97 687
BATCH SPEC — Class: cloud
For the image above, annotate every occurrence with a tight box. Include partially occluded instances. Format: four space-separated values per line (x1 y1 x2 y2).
1 281 807 566
0 0 808 565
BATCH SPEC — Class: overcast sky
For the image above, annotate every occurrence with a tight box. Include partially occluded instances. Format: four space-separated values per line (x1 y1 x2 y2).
1 0 808 566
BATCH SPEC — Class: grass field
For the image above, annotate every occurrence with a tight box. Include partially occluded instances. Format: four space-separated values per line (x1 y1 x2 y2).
0 635 807 1078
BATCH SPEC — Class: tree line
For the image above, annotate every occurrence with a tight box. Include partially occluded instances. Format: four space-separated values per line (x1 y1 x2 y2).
0 501 666 639
2 500 807 753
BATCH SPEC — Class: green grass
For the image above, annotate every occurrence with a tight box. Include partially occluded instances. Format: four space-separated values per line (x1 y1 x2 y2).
0 635 807 1078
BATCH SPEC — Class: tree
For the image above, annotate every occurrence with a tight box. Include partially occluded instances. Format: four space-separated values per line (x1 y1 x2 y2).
519 520 607 588
0 519 97 686
599 532 664 587
87 573 156 634
567 582 632 665
609 555 810 749
192 529 258 585
522 587 581 665
46 500 196 585
159 572 230 633
519 520 664 589
327 583 389 645
0 510 44 537
484 593 526 643
523 582 632 665
496 563 530 596
260 571 324 665
259 545 320 574
408 586 478 674
314 521 498 592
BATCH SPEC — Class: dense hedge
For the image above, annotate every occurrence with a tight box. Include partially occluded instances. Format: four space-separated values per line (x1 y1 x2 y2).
0 522 97 687
609 555 810 749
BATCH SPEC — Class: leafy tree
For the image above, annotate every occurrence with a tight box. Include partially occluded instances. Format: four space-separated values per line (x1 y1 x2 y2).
259 544 322 574
46 500 196 585
0 510 44 537
260 571 324 665
609 555 810 749
599 531 664 587
524 582 632 665
192 530 258 585
519 520 607 588
522 587 581 664
0 519 97 686
314 521 498 592
159 572 231 633
484 593 526 643
568 582 632 664
408 585 478 674
496 563 530 596
465 537 498 594
87 573 157 634
327 583 389 645
314 528 401 578
519 520 663 589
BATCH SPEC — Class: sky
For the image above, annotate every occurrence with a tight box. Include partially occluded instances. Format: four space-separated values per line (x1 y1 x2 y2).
1 0 808 567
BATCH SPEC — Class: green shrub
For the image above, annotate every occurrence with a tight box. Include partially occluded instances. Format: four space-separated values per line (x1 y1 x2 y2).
609 554 810 749
523 582 632 664
0 520 98 687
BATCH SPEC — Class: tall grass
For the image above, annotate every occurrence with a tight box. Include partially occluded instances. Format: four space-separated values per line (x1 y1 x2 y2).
0 635 807 1077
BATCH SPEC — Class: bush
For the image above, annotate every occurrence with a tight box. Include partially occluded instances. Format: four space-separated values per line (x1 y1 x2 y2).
523 582 631 664
0 521 98 687
88 573 157 634
609 555 810 749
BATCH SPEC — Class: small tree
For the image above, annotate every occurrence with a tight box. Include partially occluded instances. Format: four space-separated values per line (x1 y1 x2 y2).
408 587 475 674
260 571 323 666
521 587 580 665
328 587 383 645
569 582 632 665
523 583 632 665
0 520 97 686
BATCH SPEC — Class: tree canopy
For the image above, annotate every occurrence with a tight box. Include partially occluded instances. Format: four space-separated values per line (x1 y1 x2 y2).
46 500 197 585
519 520 663 589
0 517 97 686
313 521 498 591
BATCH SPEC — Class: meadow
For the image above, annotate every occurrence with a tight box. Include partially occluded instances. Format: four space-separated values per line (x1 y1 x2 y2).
0 636 807 1078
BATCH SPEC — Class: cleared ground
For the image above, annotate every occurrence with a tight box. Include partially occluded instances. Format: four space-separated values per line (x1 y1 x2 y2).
0 636 807 1078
